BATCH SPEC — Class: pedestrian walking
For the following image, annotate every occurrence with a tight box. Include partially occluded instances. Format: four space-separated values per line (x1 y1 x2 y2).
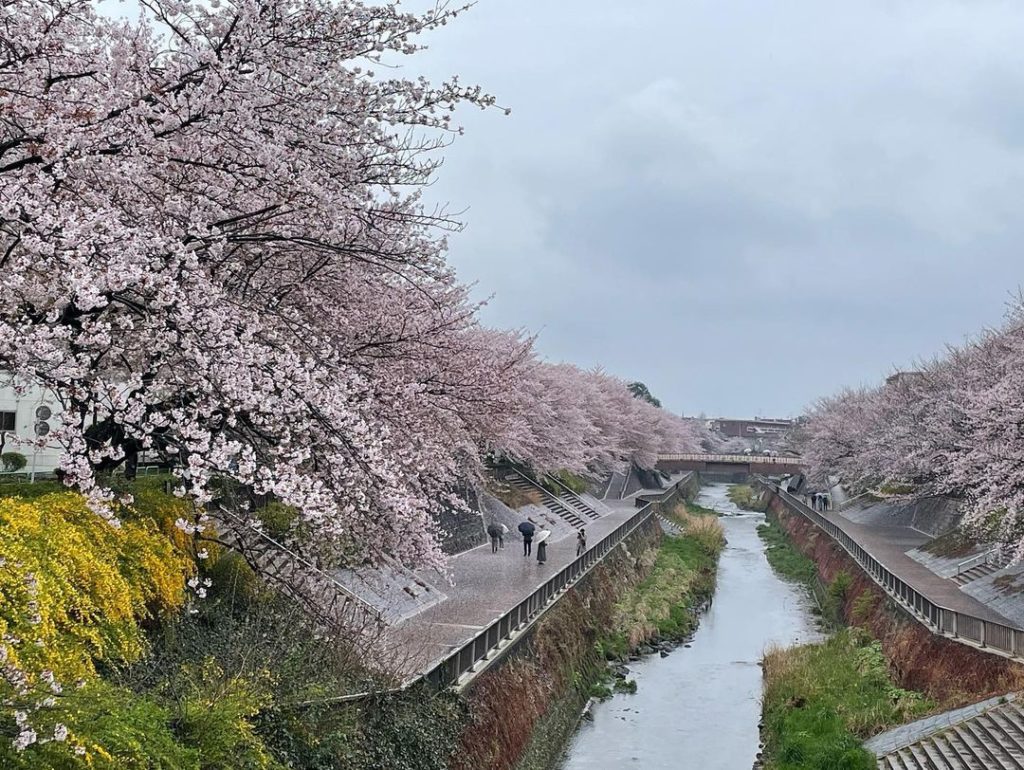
486 523 502 554
576 527 587 557
535 527 550 565
518 520 536 557
499 523 508 549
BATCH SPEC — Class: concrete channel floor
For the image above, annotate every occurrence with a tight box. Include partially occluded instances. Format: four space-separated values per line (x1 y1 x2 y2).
822 506 1014 626
380 498 643 679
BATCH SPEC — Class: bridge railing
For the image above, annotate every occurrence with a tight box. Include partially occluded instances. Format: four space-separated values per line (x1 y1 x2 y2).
758 478 1024 661
659 453 803 465
418 500 659 690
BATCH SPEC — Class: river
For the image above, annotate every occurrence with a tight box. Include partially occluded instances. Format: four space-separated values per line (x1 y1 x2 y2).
559 483 822 770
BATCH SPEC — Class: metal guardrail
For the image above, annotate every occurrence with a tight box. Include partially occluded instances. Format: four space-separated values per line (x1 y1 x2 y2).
660 453 803 465
760 479 1024 661
417 501 658 690
956 549 996 578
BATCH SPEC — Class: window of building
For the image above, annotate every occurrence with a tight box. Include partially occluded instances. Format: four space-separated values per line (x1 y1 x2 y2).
0 411 14 433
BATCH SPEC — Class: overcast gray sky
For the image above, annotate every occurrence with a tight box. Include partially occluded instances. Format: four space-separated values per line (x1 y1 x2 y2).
410 0 1024 418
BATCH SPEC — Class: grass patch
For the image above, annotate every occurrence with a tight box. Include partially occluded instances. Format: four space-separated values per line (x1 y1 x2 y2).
758 517 850 624
921 528 979 558
728 484 768 512
552 470 588 495
604 513 725 651
758 519 818 585
762 629 935 770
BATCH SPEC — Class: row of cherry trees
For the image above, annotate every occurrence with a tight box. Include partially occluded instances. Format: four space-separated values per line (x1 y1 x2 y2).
0 0 702 572
803 299 1024 556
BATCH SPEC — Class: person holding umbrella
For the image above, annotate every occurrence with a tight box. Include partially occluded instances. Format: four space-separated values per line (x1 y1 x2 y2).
486 522 503 554
535 527 551 565
518 520 536 557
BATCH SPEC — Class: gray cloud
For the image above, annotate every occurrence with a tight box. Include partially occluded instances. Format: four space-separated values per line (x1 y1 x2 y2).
93 0 1024 416
410 0 1024 417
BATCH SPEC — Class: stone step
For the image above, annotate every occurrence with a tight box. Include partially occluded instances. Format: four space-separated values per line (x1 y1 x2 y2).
953 561 1001 586
557 491 601 520
507 474 588 529
876 702 1024 769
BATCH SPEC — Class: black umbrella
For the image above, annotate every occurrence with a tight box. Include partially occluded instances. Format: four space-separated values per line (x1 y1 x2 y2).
517 521 536 537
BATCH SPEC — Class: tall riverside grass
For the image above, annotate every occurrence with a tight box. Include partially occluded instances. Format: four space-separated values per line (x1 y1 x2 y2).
761 629 934 770
681 511 726 555
601 512 724 654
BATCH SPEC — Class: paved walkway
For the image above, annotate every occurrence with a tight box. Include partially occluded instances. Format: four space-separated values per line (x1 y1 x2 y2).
822 502 1013 625
381 472 692 679
381 498 641 678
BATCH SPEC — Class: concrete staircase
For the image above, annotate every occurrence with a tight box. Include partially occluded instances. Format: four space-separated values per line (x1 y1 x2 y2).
332 557 445 625
952 551 1011 586
506 471 600 529
874 700 1024 769
953 560 1005 586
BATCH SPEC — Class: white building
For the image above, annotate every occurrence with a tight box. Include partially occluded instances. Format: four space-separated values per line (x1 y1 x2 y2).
0 373 65 475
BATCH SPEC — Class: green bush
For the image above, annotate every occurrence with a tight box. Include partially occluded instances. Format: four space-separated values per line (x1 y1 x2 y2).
340 687 468 770
173 660 280 770
0 479 65 499
0 680 197 770
554 470 588 495
257 502 299 539
829 571 854 603
761 630 934 770
1 452 27 472
851 590 877 623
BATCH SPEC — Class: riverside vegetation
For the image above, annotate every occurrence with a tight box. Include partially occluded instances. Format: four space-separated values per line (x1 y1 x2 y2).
762 630 934 770
0 478 473 770
598 507 726 662
756 509 935 770
727 484 769 512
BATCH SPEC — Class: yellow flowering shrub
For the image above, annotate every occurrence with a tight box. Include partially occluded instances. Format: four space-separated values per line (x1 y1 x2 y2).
0 492 193 691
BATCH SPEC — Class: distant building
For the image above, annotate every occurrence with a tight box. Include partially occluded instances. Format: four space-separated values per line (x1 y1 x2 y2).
711 417 794 439
0 373 65 474
885 371 925 388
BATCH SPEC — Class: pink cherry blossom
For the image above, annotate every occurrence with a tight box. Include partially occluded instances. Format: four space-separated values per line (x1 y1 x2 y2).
1 0 703 575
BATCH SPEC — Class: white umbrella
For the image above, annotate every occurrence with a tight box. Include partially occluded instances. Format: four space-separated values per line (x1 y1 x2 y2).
534 528 551 545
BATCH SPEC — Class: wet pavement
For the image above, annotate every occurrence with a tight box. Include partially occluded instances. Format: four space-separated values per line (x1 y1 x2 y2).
560 484 823 770
382 497 645 678
824 500 1014 625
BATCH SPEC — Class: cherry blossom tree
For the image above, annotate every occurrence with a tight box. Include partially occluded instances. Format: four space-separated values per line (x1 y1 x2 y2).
493 361 702 476
801 299 1024 558
0 0 523 570
1 0 703 578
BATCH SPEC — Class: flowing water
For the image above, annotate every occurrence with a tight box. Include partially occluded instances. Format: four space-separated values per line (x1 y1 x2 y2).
560 483 822 770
